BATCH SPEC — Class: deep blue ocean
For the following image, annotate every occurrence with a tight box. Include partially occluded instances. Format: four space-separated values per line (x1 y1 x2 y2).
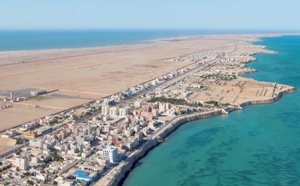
123 36 300 186
0 29 296 51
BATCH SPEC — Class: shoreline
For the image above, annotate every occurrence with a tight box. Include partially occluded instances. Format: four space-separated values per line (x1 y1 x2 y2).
99 86 295 186
95 37 297 186
0 32 291 54
0 33 297 185
0 34 198 54
1 33 284 130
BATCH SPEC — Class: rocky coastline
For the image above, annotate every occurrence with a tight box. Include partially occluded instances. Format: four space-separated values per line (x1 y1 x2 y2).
95 43 297 186
239 87 296 108
100 87 296 186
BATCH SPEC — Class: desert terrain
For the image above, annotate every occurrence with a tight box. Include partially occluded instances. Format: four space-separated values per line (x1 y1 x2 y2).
0 35 243 96
0 34 280 131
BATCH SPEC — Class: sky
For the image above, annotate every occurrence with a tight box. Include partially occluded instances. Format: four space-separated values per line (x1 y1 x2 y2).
0 0 299 30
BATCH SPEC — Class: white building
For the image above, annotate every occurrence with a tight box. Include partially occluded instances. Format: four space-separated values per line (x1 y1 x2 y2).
102 146 118 164
159 102 171 113
134 101 141 108
109 107 119 116
15 155 29 170
158 102 167 113
101 106 110 115
124 128 134 137
152 80 157 86
119 107 130 117
29 138 45 148
5 129 17 137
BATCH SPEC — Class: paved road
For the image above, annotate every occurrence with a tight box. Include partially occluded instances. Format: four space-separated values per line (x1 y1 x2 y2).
0 142 29 161
117 58 218 106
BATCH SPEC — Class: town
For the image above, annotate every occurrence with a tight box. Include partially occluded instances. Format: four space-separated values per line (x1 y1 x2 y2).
0 40 294 186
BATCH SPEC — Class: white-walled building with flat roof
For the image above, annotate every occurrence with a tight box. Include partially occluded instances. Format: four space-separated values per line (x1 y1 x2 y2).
15 155 29 170
119 107 130 117
101 106 110 115
109 107 119 116
102 146 118 164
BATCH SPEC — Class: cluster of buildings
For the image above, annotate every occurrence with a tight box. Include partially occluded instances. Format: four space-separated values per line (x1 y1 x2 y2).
98 64 196 108
0 50 223 185
30 89 47 96
1 91 27 103
216 51 257 75
166 51 218 62
0 95 189 185
7 155 29 171
1 129 18 138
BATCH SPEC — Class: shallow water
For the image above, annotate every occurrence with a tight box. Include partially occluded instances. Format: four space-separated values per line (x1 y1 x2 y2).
123 36 300 186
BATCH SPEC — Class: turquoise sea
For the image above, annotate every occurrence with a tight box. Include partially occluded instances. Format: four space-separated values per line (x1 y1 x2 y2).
0 30 210 51
0 29 295 52
123 36 300 186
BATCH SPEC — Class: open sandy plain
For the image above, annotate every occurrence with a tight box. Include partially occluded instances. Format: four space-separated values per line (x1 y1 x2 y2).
0 137 16 154
0 34 281 131
0 35 264 96
186 40 294 105
171 39 294 105
188 77 293 105
0 96 89 132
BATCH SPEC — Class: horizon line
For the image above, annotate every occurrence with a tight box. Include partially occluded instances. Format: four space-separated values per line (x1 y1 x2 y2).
1 28 300 31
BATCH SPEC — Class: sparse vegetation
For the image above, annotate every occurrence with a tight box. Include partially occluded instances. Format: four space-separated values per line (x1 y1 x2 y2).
148 97 203 107
23 172 33 177
52 151 64 162
27 180 34 185
28 95 46 101
201 73 236 80
204 100 228 108
15 150 21 155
